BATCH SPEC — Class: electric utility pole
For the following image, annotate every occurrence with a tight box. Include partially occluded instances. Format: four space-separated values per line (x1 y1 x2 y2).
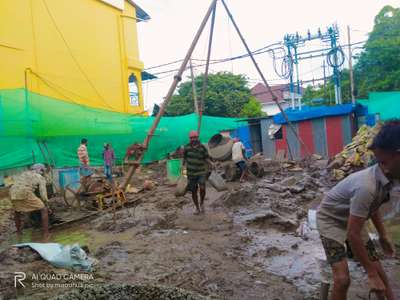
347 25 355 104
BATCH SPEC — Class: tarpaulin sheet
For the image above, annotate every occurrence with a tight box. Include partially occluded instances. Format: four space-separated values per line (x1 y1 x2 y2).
15 243 94 272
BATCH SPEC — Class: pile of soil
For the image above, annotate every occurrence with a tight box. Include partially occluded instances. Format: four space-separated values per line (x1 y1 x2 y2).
51 283 208 300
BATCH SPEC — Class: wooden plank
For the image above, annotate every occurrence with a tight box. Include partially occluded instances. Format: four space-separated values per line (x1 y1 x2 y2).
51 190 156 229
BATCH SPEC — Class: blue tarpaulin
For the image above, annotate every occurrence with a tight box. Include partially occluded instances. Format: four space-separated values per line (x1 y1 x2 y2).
230 126 253 158
273 104 355 124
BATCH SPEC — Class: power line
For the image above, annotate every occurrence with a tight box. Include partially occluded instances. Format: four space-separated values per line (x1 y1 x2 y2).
145 42 282 73
146 40 368 78
145 59 184 70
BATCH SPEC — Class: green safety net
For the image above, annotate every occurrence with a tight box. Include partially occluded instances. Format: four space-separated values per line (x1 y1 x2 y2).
358 92 400 120
0 89 242 170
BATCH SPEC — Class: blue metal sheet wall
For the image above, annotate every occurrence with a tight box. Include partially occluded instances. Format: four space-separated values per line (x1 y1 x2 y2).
260 119 276 159
341 115 352 146
312 118 328 158
286 123 300 160
232 126 253 157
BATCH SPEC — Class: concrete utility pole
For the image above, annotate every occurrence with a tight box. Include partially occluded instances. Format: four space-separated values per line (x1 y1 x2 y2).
322 60 327 100
347 25 356 105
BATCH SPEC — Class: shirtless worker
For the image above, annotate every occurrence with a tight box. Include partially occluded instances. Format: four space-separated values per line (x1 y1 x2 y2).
183 131 213 215
317 120 399 299
10 163 51 240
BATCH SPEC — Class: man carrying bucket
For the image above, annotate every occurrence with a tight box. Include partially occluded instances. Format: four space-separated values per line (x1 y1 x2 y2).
183 131 213 215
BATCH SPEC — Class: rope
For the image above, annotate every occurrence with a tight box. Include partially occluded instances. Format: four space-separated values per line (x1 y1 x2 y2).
42 0 116 112
31 71 151 115
30 70 119 111
30 71 89 108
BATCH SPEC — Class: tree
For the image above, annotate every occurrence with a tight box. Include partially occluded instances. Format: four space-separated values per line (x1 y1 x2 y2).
240 98 265 118
302 70 351 105
354 5 400 97
166 72 263 117
302 6 400 102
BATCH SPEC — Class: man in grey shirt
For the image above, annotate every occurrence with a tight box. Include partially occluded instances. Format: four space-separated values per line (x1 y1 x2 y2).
317 120 399 300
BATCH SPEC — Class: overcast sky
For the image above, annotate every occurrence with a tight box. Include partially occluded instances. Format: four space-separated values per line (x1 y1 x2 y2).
136 0 400 112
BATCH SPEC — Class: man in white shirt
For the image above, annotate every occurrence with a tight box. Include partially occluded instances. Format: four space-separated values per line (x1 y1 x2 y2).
232 137 247 182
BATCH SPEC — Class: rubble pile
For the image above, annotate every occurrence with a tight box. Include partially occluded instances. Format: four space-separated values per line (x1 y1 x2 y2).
256 173 323 210
52 283 208 300
328 124 382 180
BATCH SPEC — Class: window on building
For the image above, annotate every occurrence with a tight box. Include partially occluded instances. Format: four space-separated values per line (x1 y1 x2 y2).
128 73 140 107
268 123 283 140
274 127 283 140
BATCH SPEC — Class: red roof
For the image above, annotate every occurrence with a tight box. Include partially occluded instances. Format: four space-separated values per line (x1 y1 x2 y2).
251 83 288 104
251 83 303 104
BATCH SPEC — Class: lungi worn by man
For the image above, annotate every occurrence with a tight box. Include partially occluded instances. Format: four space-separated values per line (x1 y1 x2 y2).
10 164 50 239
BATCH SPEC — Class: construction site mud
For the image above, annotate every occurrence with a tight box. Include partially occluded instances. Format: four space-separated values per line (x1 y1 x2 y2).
0 162 399 299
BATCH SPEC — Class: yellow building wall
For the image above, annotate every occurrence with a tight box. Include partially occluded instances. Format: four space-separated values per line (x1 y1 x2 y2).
0 0 145 114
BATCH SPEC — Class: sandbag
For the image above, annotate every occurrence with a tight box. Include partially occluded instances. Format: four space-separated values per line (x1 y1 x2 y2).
208 171 227 191
175 175 188 197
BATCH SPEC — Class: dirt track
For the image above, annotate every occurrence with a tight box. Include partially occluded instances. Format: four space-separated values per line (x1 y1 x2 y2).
0 164 399 299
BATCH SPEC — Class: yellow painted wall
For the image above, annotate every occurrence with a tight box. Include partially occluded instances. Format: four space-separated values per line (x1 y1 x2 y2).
0 0 145 114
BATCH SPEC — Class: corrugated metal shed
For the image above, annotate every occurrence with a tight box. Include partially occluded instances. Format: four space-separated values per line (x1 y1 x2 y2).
259 105 356 160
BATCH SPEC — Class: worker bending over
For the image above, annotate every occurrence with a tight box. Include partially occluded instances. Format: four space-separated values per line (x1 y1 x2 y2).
317 120 399 300
183 131 213 215
10 163 51 240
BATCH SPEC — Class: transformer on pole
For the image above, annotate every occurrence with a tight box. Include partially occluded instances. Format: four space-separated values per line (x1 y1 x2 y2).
282 25 344 108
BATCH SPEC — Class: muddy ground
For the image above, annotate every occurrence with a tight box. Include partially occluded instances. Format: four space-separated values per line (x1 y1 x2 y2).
0 161 399 299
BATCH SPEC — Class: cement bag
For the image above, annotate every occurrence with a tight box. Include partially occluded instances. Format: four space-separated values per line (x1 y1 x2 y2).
208 171 227 191
175 175 188 197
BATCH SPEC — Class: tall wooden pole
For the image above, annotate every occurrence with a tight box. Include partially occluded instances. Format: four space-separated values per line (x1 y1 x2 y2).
121 0 218 190
198 1 217 134
190 59 199 114
220 0 311 157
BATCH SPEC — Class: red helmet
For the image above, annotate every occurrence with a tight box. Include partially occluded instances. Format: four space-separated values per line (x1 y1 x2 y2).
189 131 199 138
